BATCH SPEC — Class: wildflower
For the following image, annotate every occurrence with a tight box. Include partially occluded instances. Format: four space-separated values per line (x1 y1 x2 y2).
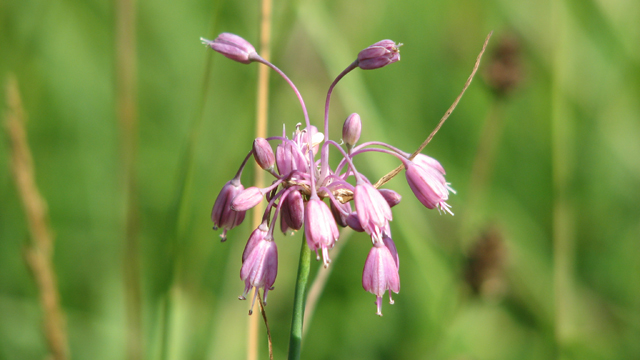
211 179 246 241
378 188 402 208
253 137 276 172
241 222 269 262
304 198 340 267
231 187 264 212
239 232 278 314
281 190 304 231
330 200 352 228
342 113 361 150
405 159 454 215
362 241 400 316
204 32 457 316
346 212 365 232
201 33 257 64
354 182 392 243
357 40 402 70
412 153 446 176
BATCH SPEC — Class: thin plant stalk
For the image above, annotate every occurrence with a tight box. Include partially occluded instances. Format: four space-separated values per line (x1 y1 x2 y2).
115 0 143 357
249 0 273 358
551 0 576 354
302 228 353 338
374 31 493 189
5 76 69 360
288 235 312 360
257 295 274 360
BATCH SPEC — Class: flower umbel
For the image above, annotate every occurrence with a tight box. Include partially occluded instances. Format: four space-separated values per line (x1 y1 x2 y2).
205 33 456 316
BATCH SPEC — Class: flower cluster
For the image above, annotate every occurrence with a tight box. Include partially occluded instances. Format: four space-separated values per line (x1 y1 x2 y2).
204 33 454 316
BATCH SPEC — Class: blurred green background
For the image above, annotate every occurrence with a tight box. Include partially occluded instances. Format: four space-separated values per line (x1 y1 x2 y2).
1 0 639 359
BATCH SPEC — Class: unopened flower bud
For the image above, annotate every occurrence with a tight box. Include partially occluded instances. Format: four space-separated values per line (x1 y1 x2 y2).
346 213 365 232
201 33 257 64
281 190 304 231
211 179 247 241
253 138 275 171
231 186 263 211
357 40 401 70
330 200 352 228
342 113 361 150
378 189 402 208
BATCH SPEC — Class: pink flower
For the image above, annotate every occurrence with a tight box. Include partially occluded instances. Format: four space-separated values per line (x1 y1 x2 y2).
346 212 365 232
281 190 304 231
239 234 278 314
201 33 257 64
231 187 264 212
362 242 400 316
304 198 340 267
378 188 402 208
357 40 401 70
405 161 454 215
342 113 362 150
276 140 307 177
241 223 269 262
211 179 246 241
354 182 392 242
412 154 446 175
253 137 275 171
330 200 352 228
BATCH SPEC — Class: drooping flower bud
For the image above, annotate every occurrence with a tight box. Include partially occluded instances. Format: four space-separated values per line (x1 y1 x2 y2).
354 182 393 242
330 200 352 228
346 212 365 232
231 186 264 211
357 40 401 70
201 33 257 64
239 235 278 314
211 179 247 241
304 198 340 267
253 137 275 171
281 190 304 231
280 213 292 235
342 113 361 150
378 189 402 208
405 161 453 215
362 242 400 316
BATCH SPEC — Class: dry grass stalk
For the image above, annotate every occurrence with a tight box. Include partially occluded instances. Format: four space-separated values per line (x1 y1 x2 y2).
4 76 69 360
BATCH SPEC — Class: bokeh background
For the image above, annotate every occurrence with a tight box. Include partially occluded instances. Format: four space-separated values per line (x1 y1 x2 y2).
1 0 639 359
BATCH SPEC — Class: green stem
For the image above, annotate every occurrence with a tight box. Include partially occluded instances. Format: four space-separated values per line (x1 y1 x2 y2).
288 235 311 360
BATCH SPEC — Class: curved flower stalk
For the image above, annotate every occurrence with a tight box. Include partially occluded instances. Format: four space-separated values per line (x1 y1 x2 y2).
203 33 456 317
